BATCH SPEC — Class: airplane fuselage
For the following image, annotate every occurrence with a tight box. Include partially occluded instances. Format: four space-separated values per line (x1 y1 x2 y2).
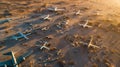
11 52 18 67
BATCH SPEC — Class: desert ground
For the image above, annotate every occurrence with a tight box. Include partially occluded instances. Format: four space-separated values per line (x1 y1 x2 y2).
0 0 120 67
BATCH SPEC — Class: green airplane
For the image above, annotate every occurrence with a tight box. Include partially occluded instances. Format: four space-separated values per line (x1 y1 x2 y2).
0 18 12 24
0 50 33 67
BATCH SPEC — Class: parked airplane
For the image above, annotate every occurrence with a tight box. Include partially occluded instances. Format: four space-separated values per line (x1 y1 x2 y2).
36 41 50 50
79 37 99 48
40 42 50 50
0 50 33 67
87 37 100 48
79 20 92 28
47 7 65 12
0 18 12 24
75 10 81 15
41 14 51 20
11 32 31 40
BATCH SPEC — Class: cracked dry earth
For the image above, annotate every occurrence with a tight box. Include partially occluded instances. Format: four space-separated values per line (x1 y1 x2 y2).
0 0 120 67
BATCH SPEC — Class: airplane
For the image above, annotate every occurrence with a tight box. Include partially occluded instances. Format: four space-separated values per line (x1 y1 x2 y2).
0 18 12 24
75 10 81 15
62 20 69 25
36 41 50 50
40 42 50 50
0 50 33 67
79 20 92 28
79 37 100 48
87 37 100 48
11 32 31 40
41 14 51 20
47 7 65 12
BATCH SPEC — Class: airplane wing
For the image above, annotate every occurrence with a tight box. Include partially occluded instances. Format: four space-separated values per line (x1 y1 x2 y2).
76 10 80 15
44 15 50 20
11 35 24 40
40 46 50 50
48 7 57 11
90 45 100 48
84 20 89 26
79 41 88 45
88 37 93 47
86 25 92 28
56 9 65 11
48 8 54 11
0 60 13 67
11 36 18 40
26 33 31 36
78 24 84 26
16 51 33 64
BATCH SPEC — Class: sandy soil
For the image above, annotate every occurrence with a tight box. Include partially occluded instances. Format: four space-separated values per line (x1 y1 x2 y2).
0 0 120 67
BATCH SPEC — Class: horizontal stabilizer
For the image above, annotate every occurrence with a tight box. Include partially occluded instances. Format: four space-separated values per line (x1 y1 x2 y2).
3 51 13 56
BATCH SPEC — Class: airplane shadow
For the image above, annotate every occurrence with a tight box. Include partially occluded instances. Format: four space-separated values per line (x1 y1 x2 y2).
0 39 19 52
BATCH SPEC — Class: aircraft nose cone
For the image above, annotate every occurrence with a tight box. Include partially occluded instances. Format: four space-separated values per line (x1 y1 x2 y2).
23 57 25 60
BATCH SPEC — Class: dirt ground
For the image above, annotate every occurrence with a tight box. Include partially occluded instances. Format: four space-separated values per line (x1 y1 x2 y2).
0 0 120 67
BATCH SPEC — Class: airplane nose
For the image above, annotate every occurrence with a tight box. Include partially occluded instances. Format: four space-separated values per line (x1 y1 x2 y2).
4 64 7 67
23 57 26 60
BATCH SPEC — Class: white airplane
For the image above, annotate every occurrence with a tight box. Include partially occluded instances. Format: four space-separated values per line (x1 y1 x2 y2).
79 37 100 48
41 14 51 20
47 7 65 12
36 42 50 50
79 20 92 28
40 42 50 50
11 32 31 40
75 10 81 15
63 20 69 25
87 37 100 48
